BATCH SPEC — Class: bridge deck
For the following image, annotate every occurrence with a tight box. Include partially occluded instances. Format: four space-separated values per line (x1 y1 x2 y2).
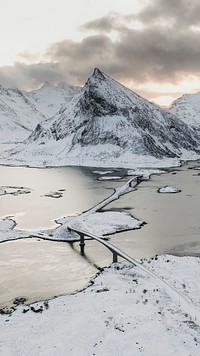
67 176 198 322
68 225 198 322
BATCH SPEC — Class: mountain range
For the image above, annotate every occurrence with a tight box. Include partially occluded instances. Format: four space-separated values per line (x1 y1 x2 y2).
0 68 200 167
0 82 80 147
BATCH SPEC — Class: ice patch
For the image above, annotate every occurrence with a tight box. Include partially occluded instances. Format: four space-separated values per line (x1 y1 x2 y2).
158 185 181 193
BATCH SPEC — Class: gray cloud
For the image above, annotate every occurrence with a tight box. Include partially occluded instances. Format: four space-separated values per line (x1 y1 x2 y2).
0 0 200 98
0 62 64 90
46 24 200 85
34 0 200 86
80 12 125 33
46 35 113 82
137 0 200 28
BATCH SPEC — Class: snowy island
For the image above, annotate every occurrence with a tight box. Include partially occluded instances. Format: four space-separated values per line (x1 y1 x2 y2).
158 185 181 193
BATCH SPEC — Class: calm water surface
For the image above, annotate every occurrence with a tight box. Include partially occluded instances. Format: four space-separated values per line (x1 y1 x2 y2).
105 161 200 258
0 162 200 307
0 166 120 230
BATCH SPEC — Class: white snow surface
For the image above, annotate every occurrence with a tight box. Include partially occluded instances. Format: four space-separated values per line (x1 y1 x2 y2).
25 81 81 118
1 255 200 356
0 210 143 243
0 218 16 231
0 188 6 196
92 170 114 175
69 211 142 236
98 176 122 181
0 143 194 169
0 81 80 145
158 185 181 193
169 91 200 127
127 168 166 179
0 86 45 144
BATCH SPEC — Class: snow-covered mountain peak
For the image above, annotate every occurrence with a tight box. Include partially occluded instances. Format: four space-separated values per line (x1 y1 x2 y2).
56 81 79 91
25 81 81 119
41 81 53 89
92 67 107 80
84 68 108 89
0 84 45 145
12 68 199 167
82 67 155 116
2 69 200 166
169 91 200 127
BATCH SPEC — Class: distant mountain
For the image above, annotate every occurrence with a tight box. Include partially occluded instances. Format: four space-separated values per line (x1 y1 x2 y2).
0 85 45 145
25 81 81 119
7 68 200 167
0 81 81 147
169 92 200 129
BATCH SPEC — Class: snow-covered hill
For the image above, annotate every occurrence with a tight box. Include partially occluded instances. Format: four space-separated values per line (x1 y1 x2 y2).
0 85 45 145
25 81 81 119
0 81 81 153
169 92 200 128
6 68 200 167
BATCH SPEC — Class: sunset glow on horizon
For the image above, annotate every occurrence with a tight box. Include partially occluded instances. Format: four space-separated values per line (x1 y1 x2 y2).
152 96 175 107
0 0 200 102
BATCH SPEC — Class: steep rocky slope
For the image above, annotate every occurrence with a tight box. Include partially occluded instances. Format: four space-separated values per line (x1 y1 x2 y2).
3 69 200 166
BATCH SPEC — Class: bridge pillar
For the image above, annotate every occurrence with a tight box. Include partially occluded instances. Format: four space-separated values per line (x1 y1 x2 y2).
79 233 85 255
113 252 118 263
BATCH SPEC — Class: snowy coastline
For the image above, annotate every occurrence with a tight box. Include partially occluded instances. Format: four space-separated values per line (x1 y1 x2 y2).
0 162 200 355
0 255 200 355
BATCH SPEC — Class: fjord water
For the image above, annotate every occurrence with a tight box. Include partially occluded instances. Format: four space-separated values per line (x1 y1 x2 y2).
72 161 200 263
0 162 200 307
106 161 200 258
0 165 117 230
0 165 122 307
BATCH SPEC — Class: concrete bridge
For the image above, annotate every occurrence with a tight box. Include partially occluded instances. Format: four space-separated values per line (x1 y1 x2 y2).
67 174 199 323
68 223 198 323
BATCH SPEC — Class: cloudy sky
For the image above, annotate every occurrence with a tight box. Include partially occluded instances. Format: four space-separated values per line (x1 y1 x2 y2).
1 0 200 105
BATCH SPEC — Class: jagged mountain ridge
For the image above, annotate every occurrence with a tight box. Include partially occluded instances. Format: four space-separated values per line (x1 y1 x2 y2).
0 85 45 144
25 81 81 119
16 67 199 166
0 81 81 145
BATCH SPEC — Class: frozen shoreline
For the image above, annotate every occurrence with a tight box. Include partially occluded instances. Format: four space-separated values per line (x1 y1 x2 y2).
0 255 200 355
0 176 143 244
1 161 200 355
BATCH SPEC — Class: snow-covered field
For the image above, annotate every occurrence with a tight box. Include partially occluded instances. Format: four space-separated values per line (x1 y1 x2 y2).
0 255 200 356
0 210 143 244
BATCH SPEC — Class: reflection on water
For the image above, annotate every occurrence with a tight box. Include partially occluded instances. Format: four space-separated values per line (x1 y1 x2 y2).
0 166 121 230
104 161 200 258
0 239 97 308
0 161 200 307
0 165 124 307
